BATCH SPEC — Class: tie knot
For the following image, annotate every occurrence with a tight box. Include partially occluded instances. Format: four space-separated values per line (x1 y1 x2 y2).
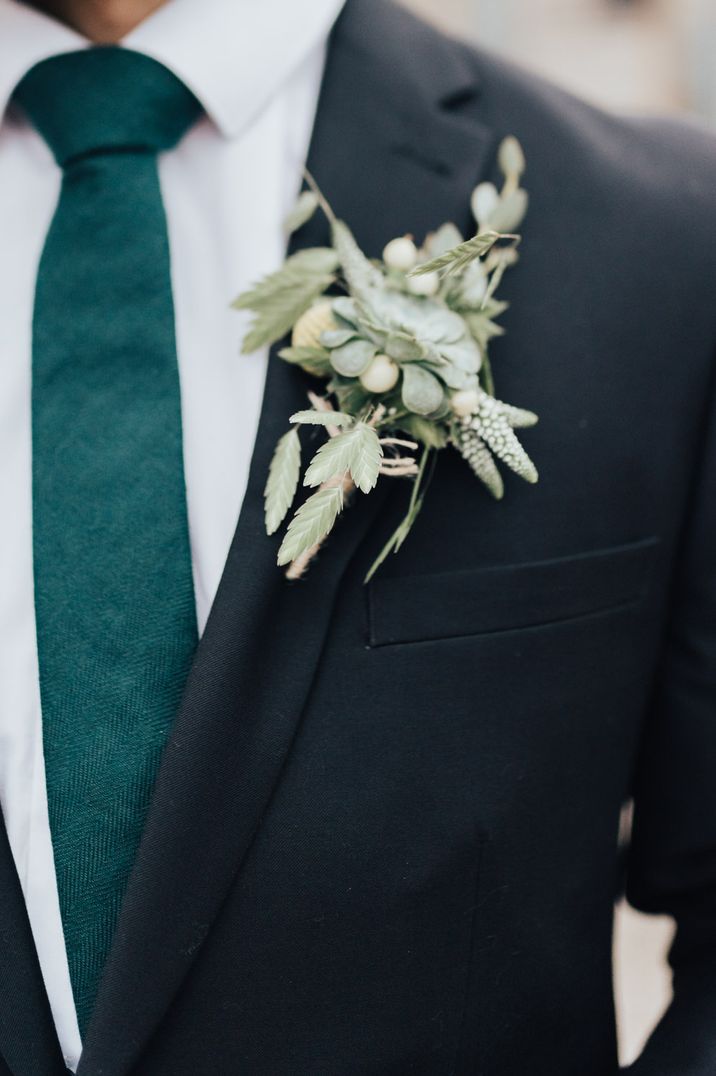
12 47 202 167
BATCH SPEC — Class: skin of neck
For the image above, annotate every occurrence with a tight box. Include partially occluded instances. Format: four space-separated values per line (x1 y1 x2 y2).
27 0 167 42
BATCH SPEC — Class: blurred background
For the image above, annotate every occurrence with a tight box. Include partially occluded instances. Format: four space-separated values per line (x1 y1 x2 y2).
400 0 716 125
395 0 713 1065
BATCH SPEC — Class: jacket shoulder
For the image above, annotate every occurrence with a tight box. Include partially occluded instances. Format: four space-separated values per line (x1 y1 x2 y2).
346 2 716 203
345 2 716 274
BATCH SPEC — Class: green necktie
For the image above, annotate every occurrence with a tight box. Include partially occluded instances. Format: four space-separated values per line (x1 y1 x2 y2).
13 48 201 1033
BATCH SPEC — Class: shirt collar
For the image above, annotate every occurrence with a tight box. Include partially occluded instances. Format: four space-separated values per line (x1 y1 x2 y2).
0 0 345 138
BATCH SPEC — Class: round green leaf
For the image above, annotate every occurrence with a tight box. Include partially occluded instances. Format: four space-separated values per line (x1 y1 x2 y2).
401 364 445 415
329 338 377 377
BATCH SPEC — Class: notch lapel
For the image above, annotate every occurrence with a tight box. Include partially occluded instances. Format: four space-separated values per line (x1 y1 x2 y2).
0 813 67 1076
79 3 495 1073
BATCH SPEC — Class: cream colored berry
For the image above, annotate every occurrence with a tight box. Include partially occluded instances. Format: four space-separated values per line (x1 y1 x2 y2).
359 353 400 394
407 270 440 297
471 181 500 228
291 298 338 349
451 388 481 417
383 236 418 272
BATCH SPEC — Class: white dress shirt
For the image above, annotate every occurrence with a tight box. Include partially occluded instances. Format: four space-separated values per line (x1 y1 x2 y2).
0 0 344 1068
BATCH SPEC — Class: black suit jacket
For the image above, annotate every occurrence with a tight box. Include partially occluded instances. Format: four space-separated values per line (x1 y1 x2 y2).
2 2 716 1073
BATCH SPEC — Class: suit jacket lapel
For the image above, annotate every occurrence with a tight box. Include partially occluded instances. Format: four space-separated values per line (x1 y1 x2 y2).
80 3 495 1073
0 812 68 1076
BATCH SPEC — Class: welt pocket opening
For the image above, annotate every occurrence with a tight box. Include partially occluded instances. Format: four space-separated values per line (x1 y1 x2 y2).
366 536 661 648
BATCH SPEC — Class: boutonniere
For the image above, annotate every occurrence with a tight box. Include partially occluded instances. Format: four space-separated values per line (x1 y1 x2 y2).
233 136 537 581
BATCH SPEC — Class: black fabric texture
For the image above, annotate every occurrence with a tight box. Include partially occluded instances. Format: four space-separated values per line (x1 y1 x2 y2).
1 0 716 1073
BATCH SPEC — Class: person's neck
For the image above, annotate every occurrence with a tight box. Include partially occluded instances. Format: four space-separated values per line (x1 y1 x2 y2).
26 0 167 42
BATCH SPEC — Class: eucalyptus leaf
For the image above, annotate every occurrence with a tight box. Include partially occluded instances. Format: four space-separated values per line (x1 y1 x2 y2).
401 364 445 415
384 332 423 362
283 190 319 236
264 428 301 536
331 296 360 326
289 410 355 428
329 338 377 377
321 329 357 348
277 485 345 567
278 346 333 376
304 423 383 494
425 361 476 391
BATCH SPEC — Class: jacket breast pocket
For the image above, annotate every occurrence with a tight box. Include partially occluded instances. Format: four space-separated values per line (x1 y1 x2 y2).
366 536 661 647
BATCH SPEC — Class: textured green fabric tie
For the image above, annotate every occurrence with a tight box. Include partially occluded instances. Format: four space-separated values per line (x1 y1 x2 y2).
13 48 201 1033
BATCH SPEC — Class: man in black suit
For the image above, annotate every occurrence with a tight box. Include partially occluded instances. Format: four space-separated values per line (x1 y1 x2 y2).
1 0 715 1073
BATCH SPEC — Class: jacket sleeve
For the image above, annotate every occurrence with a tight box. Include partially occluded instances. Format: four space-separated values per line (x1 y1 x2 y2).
623 357 716 1075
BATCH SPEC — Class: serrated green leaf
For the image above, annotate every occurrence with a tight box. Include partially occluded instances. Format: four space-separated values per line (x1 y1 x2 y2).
331 219 384 295
289 410 355 428
348 425 383 494
234 248 340 353
329 338 377 377
264 429 301 536
277 485 345 566
401 364 445 416
283 190 319 236
240 276 336 353
409 231 500 278
233 248 338 309
304 424 383 494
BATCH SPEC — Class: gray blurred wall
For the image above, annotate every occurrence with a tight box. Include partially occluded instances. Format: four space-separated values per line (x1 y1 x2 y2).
399 0 716 123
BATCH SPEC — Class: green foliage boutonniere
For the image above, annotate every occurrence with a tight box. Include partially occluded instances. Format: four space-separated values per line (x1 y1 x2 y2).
233 136 537 581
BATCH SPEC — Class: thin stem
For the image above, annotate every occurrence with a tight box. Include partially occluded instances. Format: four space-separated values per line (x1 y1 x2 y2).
379 437 419 451
302 168 337 227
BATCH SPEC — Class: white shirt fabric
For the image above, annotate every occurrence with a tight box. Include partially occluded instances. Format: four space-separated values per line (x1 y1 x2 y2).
0 0 344 1068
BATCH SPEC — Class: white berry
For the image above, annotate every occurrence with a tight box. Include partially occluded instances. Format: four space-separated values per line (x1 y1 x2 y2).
471 182 500 228
451 388 481 417
407 271 440 297
383 236 418 272
359 353 400 394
